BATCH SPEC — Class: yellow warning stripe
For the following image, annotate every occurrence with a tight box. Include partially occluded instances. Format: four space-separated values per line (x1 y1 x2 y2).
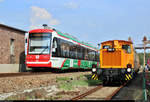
96 75 98 80
125 74 130 80
94 75 98 80
91 74 96 79
91 74 98 80
128 74 132 79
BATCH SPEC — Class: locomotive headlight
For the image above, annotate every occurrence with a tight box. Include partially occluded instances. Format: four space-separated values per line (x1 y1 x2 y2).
92 68 96 72
127 68 131 73
107 48 115 52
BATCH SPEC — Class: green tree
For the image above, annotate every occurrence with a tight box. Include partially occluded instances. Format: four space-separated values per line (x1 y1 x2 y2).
138 53 150 65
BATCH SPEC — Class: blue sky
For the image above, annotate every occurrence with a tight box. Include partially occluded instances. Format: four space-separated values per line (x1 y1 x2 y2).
0 0 150 48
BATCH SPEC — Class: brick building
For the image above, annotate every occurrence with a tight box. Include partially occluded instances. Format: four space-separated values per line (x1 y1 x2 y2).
0 24 27 73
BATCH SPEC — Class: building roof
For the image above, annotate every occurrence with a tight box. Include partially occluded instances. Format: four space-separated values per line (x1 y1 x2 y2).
0 23 27 33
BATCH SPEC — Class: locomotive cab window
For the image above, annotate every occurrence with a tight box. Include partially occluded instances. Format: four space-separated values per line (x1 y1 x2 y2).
103 45 111 49
122 44 131 53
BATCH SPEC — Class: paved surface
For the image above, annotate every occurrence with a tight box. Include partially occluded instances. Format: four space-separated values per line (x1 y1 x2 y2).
112 73 144 101
81 87 119 100
146 71 150 101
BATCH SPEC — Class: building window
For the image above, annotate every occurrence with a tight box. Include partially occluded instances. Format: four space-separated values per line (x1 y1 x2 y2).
10 39 15 64
10 39 15 55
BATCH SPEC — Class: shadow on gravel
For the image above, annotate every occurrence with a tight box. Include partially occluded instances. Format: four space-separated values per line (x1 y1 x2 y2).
112 73 144 101
84 75 102 86
102 82 122 87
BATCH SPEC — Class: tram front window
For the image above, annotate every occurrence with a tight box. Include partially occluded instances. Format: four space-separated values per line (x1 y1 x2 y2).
28 33 51 54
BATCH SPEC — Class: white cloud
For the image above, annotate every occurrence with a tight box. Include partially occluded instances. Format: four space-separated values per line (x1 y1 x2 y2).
30 6 60 30
64 2 79 9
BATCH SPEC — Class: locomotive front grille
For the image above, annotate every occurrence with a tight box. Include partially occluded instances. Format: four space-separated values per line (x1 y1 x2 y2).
102 50 121 66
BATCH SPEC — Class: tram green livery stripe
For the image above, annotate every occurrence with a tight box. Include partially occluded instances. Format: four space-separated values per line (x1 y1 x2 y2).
62 59 70 67
73 59 78 68
57 31 97 49
61 59 98 70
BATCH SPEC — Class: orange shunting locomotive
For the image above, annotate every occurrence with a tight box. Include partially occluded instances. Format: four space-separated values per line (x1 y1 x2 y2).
92 40 140 84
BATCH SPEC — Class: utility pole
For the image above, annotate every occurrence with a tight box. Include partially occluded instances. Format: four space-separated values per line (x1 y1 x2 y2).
142 36 147 102
143 36 147 67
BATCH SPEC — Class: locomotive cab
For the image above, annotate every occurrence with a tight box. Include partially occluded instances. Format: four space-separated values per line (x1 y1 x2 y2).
92 40 139 83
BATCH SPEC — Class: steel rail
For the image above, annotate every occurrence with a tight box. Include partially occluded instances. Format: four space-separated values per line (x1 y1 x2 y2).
105 82 127 100
0 72 52 78
71 82 127 100
71 85 103 100
0 70 91 78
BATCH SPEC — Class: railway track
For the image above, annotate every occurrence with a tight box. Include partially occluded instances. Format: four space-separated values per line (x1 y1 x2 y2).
0 69 91 78
105 83 127 100
71 85 103 100
71 83 127 100
0 72 53 78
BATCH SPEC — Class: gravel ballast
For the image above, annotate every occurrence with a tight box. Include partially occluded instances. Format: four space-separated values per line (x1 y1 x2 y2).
0 71 94 100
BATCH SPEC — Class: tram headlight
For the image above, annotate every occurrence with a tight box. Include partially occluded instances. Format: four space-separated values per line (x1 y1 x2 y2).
92 68 96 72
127 68 131 73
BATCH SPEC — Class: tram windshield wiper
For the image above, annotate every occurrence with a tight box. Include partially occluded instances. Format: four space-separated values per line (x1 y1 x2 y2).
39 43 49 55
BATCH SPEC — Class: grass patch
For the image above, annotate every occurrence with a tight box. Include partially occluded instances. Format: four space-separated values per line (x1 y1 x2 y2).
57 74 102 91
148 90 150 96
72 80 88 86
58 83 73 90
86 80 102 86
56 77 70 82
58 80 88 91
84 74 102 86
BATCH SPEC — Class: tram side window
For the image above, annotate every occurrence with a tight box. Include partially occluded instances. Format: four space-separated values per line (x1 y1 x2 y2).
84 48 89 60
52 37 61 57
59 39 70 58
81 47 85 60
122 44 131 53
60 42 65 57
77 46 82 60
94 51 96 61
88 50 95 61
66 44 70 58
97 52 100 61
96 51 99 61
70 44 78 59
